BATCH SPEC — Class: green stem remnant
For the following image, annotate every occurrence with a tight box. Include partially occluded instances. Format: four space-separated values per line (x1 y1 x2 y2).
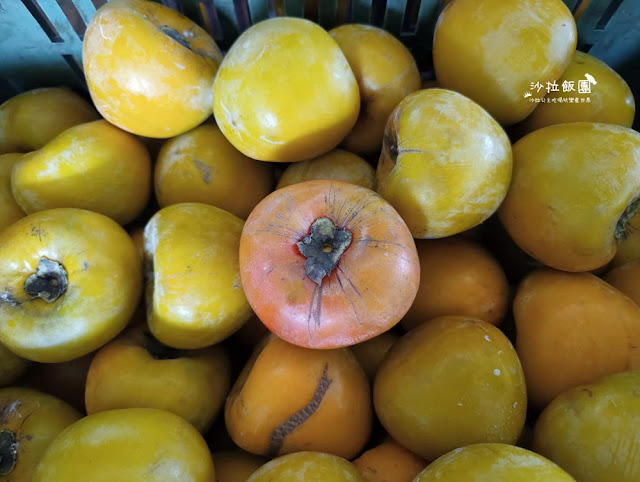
0 429 17 476
24 258 68 303
297 218 352 285
616 198 640 240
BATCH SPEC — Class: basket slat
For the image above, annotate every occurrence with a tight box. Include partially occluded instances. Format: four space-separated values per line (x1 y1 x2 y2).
351 0 372 24
383 0 408 36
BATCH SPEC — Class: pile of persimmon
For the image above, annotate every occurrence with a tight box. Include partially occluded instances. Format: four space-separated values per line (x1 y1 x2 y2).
0 0 639 480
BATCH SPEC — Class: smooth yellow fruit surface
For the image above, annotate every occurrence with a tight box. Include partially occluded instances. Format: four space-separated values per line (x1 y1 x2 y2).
376 88 512 239
155 124 274 219
352 440 428 482
32 408 216 481
350 331 399 382
604 260 640 307
414 443 575 481
0 388 81 481
225 334 372 459
329 24 421 155
11 120 151 225
518 51 635 134
499 122 640 272
0 153 25 232
83 0 222 138
211 451 267 482
0 342 29 387
533 371 640 482
0 209 141 362
247 451 366 481
514 269 640 410
85 324 231 433
0 87 98 154
276 148 375 190
402 237 509 330
433 0 577 125
144 203 251 349
213 17 360 162
374 316 526 461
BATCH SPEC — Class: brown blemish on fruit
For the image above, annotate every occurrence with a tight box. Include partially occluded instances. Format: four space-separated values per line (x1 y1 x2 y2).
268 363 333 457
582 388 593 397
193 159 212 184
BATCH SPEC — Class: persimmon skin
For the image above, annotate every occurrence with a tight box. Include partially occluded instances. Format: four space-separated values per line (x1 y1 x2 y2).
239 180 420 349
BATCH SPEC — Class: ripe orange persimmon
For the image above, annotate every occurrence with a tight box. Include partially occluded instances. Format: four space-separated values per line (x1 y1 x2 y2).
239 180 420 349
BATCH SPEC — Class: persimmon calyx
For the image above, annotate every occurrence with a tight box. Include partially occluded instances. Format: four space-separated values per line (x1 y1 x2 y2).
24 258 68 303
0 429 17 475
297 217 352 285
616 197 640 239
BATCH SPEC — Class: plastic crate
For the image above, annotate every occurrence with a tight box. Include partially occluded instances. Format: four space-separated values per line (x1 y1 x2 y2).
1 0 638 128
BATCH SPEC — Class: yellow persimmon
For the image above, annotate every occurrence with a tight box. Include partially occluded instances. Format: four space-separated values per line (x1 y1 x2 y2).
211 450 267 482
433 0 576 125
0 342 29 387
604 260 640 307
376 88 512 238
352 440 428 482
248 452 365 481
0 153 25 232
276 148 375 190
499 122 640 272
144 203 251 349
0 87 98 154
11 120 151 225
32 408 215 481
213 17 360 162
0 388 81 481
0 208 141 362
350 331 399 382
85 324 231 432
329 24 421 155
83 0 222 138
155 123 274 219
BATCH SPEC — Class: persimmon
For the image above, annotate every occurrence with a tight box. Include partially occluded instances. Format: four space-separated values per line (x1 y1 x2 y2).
211 451 267 482
604 260 640 307
514 269 640 410
248 452 365 481
0 87 98 154
402 237 509 331
239 180 420 349
414 444 575 481
350 332 399 382
0 343 29 387
225 334 372 459
352 440 428 482
374 316 527 460
276 148 375 190
533 371 640 482
433 0 576 125
499 122 640 272
0 153 25 232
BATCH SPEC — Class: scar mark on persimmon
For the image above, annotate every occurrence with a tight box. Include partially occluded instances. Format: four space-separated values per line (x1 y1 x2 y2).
306 284 323 342
336 271 362 325
268 363 333 457
193 159 212 184
267 222 305 239
280 192 314 225
337 266 362 299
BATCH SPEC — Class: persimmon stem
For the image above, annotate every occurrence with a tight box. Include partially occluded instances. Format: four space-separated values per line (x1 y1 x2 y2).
297 217 352 285
0 429 17 475
24 258 67 303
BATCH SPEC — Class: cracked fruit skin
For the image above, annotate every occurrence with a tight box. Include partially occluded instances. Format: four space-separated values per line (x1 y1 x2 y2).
225 334 371 459
329 24 421 155
498 122 640 272
0 87 98 154
433 0 576 126
83 0 222 138
414 443 575 482
155 124 274 219
276 148 375 190
11 120 151 225
144 203 251 349
0 153 25 232
85 324 231 433
352 440 428 482
402 237 509 331
514 269 640 411
248 451 366 482
376 88 512 239
0 208 141 363
374 316 527 461
517 51 635 135
32 408 215 482
239 180 420 349
213 17 360 162
0 388 81 481
533 371 640 482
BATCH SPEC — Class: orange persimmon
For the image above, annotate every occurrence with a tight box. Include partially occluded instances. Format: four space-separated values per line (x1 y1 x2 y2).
239 180 420 349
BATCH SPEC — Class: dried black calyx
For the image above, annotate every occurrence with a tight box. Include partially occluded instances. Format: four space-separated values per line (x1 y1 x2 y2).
24 258 68 303
297 217 352 285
